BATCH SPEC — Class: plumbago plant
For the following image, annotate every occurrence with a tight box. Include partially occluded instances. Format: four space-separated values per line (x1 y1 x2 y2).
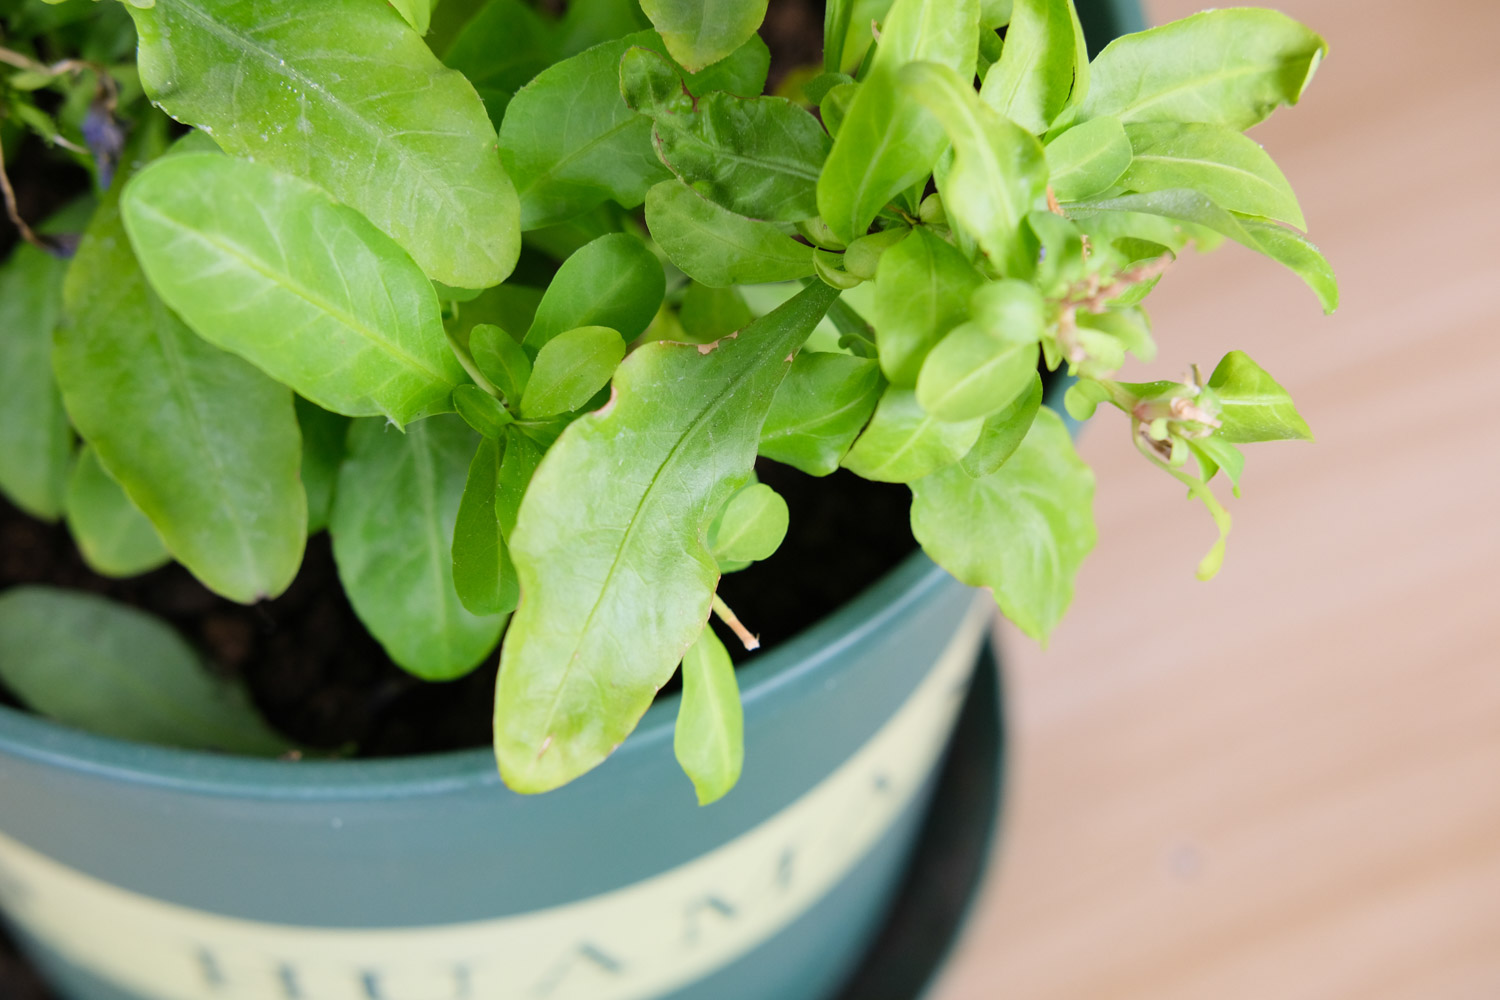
0 0 1334 800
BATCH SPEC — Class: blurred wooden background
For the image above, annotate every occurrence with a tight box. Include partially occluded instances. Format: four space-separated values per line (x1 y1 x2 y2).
936 0 1500 997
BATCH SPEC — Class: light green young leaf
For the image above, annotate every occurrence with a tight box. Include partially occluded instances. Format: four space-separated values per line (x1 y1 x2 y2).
331 416 506 681
646 179 817 287
641 0 768 72
679 284 755 343
916 322 1040 423
443 0 557 127
842 387 983 483
873 227 984 386
524 233 664 350
495 282 839 792
0 243 72 520
1207 350 1313 443
623 47 831 221
1061 8 1327 132
817 0 981 242
521 325 627 418
673 625 744 805
127 0 520 288
1121 121 1305 228
390 0 438 34
64 445 170 579
1235 217 1338 314
708 482 790 564
469 324 533 405
905 61 1047 277
759 351 884 476
122 154 463 425
452 437 520 617
960 371 1042 477
979 0 1089 133
295 397 348 535
1188 434 1245 493
496 426 544 542
57 191 306 605
0 587 289 755
1044 115 1131 202
1063 377 1112 420
911 407 1094 642
453 384 515 438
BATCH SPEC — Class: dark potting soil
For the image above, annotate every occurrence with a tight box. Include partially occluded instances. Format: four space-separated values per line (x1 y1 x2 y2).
0 460 915 757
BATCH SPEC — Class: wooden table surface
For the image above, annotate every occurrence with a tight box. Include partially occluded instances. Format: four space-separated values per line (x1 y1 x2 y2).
934 0 1500 997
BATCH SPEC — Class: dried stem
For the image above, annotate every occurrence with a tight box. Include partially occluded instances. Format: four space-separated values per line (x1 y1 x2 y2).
711 594 759 651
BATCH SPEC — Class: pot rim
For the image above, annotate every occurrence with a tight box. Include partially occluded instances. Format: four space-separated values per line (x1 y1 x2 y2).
0 549 956 799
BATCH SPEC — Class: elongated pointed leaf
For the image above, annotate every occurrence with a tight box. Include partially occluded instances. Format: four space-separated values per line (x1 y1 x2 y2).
842 387 983 483
911 407 1094 642
443 0 557 127
57 191 306 604
960 372 1043 477
873 226 984 386
127 0 519 289
980 0 1089 133
331 416 506 681
525 233 664 350
469 324 532 405
64 446 170 579
495 282 839 792
0 243 72 520
646 179 817 286
390 0 439 34
122 154 463 425
453 437 520 617
521 326 627 418
641 0 767 72
295 397 348 535
673 626 744 805
759 351 884 475
1207 350 1312 443
1044 115 1131 202
1121 121 1305 228
0 587 289 755
1235 217 1338 314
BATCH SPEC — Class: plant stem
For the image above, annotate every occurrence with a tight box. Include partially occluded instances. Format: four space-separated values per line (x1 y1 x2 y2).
711 594 759 651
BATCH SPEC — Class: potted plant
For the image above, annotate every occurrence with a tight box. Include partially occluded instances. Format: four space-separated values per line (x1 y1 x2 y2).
0 0 1334 996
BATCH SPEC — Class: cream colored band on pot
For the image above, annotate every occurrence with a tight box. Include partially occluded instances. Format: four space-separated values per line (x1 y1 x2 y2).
0 598 990 1000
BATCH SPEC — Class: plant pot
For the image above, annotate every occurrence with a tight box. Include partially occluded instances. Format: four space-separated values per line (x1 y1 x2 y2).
0 552 993 1000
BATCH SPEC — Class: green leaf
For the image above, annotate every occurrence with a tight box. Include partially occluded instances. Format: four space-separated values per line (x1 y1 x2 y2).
127 0 520 289
760 351 884 476
64 445 170 579
0 587 289 755
0 243 72 520
817 0 981 242
57 190 306 604
1207 350 1312 443
1236 217 1339 314
979 0 1089 133
122 154 464 425
1188 434 1245 494
453 384 516 438
390 0 438 34
495 282 839 792
294 396 347 535
905 61 1047 278
467 323 533 406
499 30 768 229
443 0 557 127
496 425 544 542
872 226 984 386
959 371 1042 477
673 625 744 805
841 387 983 483
524 233 664 350
331 416 506 681
1061 8 1327 132
910 407 1094 642
645 179 817 287
1044 115 1131 202
641 0 767 72
915 321 1040 423
452 437 520 617
679 283 755 343
623 47 831 221
521 325 627 418
1121 121 1305 229
708 482 789 564
1063 377 1112 421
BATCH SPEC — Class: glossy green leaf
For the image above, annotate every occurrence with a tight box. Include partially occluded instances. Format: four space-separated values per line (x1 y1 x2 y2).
959 371 1042 477
708 482 789 563
817 0 981 242
979 0 1089 133
872 227 984 386
910 407 1094 642
0 243 71 520
57 190 306 604
646 179 817 286
1044 115 1131 202
1236 217 1339 314
1121 121 1305 228
525 233 664 350
390 0 438 34
0 587 289 755
63 445 170 579
843 227 911 281
127 0 520 288
496 426 544 542
1188 433 1245 493
906 61 1047 277
452 436 520 617
673 625 744 805
1061 8 1327 132
331 416 506 681
122 154 463 425
1063 377 1112 420
841 387 983 483
294 396 347 535
499 30 768 229
760 351 884 476
1207 350 1312 443
679 283 755 342
495 282 839 792
819 80 858 138
521 325 627 418
469 324 533 405
641 0 767 72
443 0 556 127
453 384 516 438
916 321 1040 423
